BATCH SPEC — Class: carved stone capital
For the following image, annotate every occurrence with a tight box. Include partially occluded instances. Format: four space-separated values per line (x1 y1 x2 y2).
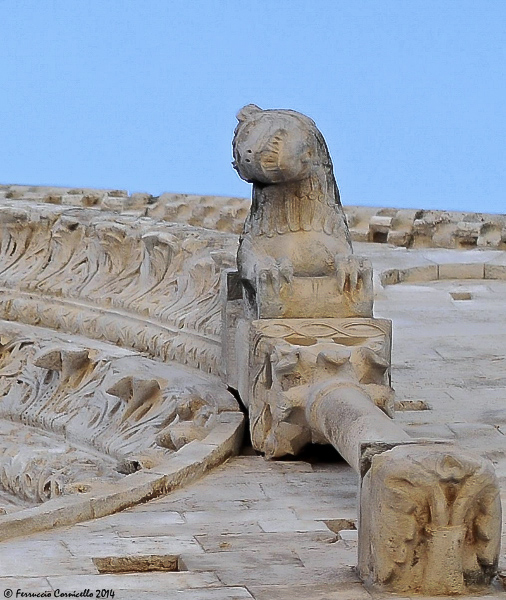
358 444 501 595
234 317 393 458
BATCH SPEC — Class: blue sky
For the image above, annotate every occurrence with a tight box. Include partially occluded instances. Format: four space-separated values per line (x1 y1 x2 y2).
1 1 505 213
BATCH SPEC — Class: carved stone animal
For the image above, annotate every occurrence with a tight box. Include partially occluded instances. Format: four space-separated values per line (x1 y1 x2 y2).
232 104 370 316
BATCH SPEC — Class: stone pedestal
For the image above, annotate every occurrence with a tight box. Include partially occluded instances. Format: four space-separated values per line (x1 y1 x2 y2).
230 316 394 459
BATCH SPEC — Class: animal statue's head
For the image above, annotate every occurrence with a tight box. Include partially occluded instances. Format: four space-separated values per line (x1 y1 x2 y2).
232 104 333 185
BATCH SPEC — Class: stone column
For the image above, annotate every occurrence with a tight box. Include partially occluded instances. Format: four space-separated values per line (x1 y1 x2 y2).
305 381 410 473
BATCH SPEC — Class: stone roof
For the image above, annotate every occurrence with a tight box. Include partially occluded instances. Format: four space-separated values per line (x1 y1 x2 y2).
0 184 505 598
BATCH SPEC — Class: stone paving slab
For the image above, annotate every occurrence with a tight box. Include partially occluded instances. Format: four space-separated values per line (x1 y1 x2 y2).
182 507 297 525
291 504 357 521
0 577 52 593
62 533 204 559
249 581 372 600
194 530 337 553
42 571 222 589
257 518 331 533
0 570 253 598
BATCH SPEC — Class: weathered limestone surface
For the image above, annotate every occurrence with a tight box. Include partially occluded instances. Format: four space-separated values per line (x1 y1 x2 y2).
3 184 505 250
0 453 504 600
0 195 244 534
223 106 502 596
226 105 389 467
0 201 238 375
0 181 505 597
0 109 506 597
360 444 501 594
0 321 240 509
235 317 396 462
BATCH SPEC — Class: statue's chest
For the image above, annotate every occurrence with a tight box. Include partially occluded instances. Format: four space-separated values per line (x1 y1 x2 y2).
253 230 340 277
251 193 338 238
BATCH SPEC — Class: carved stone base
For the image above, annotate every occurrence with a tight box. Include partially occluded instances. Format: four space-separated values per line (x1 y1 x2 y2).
358 444 501 595
253 269 374 320
232 317 394 458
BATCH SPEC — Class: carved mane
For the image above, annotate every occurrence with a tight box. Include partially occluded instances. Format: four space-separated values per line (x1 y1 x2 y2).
233 106 351 247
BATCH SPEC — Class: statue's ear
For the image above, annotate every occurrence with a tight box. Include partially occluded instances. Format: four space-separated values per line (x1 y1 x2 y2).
236 104 262 122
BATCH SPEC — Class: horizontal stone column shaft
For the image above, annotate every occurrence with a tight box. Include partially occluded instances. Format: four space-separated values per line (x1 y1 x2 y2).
306 383 410 473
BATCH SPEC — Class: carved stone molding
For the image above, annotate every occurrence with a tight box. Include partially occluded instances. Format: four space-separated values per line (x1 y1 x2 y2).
0 321 241 513
0 202 238 375
2 184 506 250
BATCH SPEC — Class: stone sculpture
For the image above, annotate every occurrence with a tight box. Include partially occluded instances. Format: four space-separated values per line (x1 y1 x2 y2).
359 444 501 595
224 104 502 595
227 105 393 459
0 113 502 596
233 104 373 319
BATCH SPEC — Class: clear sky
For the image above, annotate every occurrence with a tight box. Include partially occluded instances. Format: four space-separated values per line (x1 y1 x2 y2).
1 1 505 213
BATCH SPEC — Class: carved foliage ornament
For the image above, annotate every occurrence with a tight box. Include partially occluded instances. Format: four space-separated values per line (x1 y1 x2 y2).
359 444 501 595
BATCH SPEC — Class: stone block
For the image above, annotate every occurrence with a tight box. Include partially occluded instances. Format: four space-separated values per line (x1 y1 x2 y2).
359 444 501 595
485 263 506 280
401 263 439 283
243 317 394 459
438 263 485 279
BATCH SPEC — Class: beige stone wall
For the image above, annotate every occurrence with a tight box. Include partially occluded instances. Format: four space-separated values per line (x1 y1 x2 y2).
2 184 504 249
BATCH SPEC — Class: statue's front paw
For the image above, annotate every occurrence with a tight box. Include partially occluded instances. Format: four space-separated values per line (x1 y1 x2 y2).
277 257 294 284
255 257 294 296
335 255 373 296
